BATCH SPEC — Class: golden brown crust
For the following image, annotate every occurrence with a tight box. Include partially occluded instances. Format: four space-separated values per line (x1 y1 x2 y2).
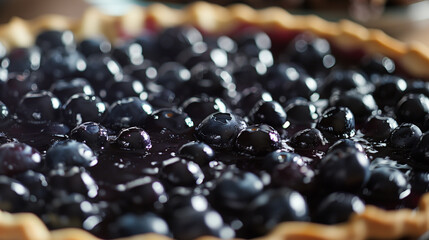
1 2 429 240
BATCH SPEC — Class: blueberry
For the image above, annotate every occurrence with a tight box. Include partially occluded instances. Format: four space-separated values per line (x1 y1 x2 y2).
116 127 151 151
327 139 365 154
361 54 395 75
161 157 205 186
14 170 48 201
372 75 407 107
235 124 282 156
195 112 246 149
77 37 112 58
248 100 287 128
329 91 378 123
50 78 95 103
284 99 318 124
321 69 368 97
236 31 271 54
233 59 267 90
62 93 107 127
0 142 42 175
0 176 30 212
318 148 370 192
35 30 75 53
181 96 228 125
178 141 215 166
111 42 144 66
155 62 191 92
404 81 429 97
0 101 11 128
41 49 86 80
3 73 38 109
49 166 99 198
314 192 365 224
144 108 194 135
114 213 171 238
157 26 203 61
271 161 315 195
396 93 429 126
46 140 97 168
103 76 145 103
389 123 422 149
233 87 272 116
147 88 177 108
412 132 429 163
360 115 398 141
177 42 228 69
290 128 327 150
70 122 109 150
83 56 123 91
16 90 61 125
260 150 304 171
362 167 410 208
116 176 167 209
212 169 263 211
316 106 356 139
205 35 237 55
104 97 152 131
2 47 41 73
245 188 309 236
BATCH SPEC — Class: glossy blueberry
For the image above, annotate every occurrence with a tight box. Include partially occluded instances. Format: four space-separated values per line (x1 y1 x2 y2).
284 99 318 124
2 47 41 73
35 30 75 52
195 112 246 149
248 100 287 128
0 142 42 175
318 148 370 192
77 37 111 57
285 34 335 76
205 35 237 55
147 88 177 108
212 169 264 211
144 108 194 135
260 150 304 171
42 48 87 79
177 42 228 69
409 170 429 196
316 106 356 139
104 97 152 130
233 60 267 90
314 192 365 224
362 167 410 208
70 122 109 150
372 75 407 107
49 166 98 198
83 56 123 90
361 54 395 75
62 93 107 127
271 162 315 195
360 115 398 141
261 63 318 103
161 158 205 186
235 124 282 156
245 188 309 236
178 141 215 166
112 42 144 66
396 93 429 126
327 139 365 154
181 96 228 125
50 78 95 103
329 91 378 123
157 26 203 60
412 132 429 163
103 76 145 103
16 90 61 125
46 140 97 168
0 101 11 128
3 73 38 109
14 170 48 200
236 31 271 54
388 123 422 149
116 127 151 151
0 176 30 212
114 213 171 238
116 176 167 209
321 69 368 97
290 128 327 150
233 87 272 116
155 62 190 92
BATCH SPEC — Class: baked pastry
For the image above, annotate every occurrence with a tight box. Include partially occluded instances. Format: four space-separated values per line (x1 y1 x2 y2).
1 2 429 240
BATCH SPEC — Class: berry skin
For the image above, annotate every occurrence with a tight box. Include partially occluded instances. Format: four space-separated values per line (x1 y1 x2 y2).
0 142 42 175
181 96 228 125
248 100 287 128
35 30 75 52
178 141 215 166
46 140 97 168
316 106 356 140
113 213 171 238
260 150 304 171
372 75 407 107
16 91 61 125
327 139 365 154
321 69 368 97
396 93 429 127
49 78 95 104
290 128 327 150
144 108 194 135
116 127 152 151
3 47 41 73
271 161 315 195
235 124 282 156
195 112 246 149
329 91 378 123
49 166 99 199
104 97 153 131
284 99 318 124
161 158 205 187
360 115 398 141
70 122 109 150
77 37 111 58
314 192 365 224
62 93 107 127
412 132 429 164
0 176 30 212
389 123 422 149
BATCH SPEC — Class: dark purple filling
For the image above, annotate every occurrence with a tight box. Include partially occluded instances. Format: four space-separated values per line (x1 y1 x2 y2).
0 26 428 239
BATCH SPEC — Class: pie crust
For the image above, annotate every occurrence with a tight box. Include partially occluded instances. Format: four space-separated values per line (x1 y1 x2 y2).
1 2 429 240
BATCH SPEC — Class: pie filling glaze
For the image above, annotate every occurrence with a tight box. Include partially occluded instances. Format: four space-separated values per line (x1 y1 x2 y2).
0 2 429 240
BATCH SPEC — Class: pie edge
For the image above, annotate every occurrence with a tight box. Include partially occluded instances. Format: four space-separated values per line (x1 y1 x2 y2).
0 2 428 240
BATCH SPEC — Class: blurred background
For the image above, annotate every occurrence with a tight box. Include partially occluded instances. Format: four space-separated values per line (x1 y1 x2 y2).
0 0 428 47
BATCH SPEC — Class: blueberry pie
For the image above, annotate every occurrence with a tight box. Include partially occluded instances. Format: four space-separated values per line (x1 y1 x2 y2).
1 2 429 240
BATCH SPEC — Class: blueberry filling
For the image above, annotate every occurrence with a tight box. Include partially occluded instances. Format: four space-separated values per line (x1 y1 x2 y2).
0 27 428 239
